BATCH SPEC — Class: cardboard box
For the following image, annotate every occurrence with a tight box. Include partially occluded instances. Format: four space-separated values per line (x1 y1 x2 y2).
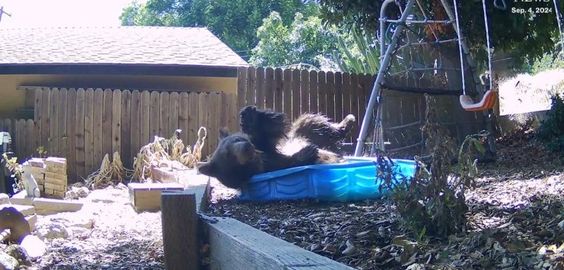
128 182 184 212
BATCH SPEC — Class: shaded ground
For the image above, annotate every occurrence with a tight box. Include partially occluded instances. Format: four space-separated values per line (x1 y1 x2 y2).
207 130 564 269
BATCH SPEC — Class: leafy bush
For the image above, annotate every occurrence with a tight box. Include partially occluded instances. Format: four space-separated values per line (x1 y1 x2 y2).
378 96 483 239
537 94 564 155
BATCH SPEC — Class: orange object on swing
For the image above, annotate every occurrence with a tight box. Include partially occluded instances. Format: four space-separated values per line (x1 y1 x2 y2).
459 90 497 112
453 0 498 112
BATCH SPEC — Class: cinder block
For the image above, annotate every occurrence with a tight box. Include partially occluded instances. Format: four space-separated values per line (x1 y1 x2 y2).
45 157 67 173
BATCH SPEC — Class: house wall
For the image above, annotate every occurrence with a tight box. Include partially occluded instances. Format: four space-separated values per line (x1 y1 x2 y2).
0 74 237 117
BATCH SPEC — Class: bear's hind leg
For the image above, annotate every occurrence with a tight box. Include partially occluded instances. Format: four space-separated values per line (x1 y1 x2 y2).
239 105 288 152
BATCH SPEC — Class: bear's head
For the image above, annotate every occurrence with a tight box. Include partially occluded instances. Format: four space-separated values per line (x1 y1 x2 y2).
197 131 263 189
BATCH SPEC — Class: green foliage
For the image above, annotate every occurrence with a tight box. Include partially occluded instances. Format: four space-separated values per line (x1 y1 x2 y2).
36 146 47 158
537 95 564 155
2 153 23 191
250 11 339 68
379 96 483 239
333 27 379 75
120 0 312 55
528 53 564 74
318 0 563 67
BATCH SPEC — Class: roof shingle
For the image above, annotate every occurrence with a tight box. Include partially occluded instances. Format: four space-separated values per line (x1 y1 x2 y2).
0 26 248 67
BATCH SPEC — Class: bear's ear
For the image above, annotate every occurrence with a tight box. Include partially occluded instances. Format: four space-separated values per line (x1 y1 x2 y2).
219 128 230 140
198 162 216 177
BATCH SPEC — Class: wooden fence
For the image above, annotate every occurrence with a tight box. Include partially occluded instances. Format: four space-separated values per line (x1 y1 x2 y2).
236 67 375 143
2 88 238 182
1 67 485 182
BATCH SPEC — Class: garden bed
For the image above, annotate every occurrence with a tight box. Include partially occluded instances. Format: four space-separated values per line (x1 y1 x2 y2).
206 131 564 269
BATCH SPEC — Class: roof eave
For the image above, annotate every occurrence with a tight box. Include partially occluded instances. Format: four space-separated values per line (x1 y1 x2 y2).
0 63 247 77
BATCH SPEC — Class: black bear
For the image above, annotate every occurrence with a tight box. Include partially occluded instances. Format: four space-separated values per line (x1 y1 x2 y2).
198 106 356 189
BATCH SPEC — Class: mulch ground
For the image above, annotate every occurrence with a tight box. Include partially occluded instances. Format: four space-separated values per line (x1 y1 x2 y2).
206 129 564 269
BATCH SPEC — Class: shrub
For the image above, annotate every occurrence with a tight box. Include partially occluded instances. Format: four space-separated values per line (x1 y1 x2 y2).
379 95 482 239
537 94 564 155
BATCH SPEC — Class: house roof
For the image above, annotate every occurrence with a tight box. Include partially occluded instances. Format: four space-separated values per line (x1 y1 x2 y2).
0 26 248 77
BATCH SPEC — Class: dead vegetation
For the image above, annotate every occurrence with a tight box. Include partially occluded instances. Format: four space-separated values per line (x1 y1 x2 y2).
84 127 207 189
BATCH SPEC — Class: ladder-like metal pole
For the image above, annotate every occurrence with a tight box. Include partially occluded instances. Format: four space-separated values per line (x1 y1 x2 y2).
354 0 416 156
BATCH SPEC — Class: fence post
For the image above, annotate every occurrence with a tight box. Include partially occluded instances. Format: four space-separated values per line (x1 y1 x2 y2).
161 192 200 270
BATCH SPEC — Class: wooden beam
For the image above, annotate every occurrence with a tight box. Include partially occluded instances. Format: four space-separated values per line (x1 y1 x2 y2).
161 192 200 270
207 217 354 270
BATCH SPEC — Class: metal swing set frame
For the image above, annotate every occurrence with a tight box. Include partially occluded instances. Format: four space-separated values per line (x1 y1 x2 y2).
354 0 564 157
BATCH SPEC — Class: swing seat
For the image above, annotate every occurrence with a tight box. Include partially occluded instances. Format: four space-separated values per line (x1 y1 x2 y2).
459 90 497 112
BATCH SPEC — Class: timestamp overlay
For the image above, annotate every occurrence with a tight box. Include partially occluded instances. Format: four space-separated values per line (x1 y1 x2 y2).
511 0 559 17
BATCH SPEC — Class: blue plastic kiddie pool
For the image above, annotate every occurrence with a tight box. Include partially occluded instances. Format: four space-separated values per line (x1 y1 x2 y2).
239 157 417 202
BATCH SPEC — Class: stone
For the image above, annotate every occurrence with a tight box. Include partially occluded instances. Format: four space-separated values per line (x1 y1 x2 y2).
0 251 19 270
36 222 70 240
0 194 9 205
20 235 47 258
5 245 28 264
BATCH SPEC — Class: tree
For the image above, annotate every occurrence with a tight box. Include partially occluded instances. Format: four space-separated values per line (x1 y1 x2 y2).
250 11 339 69
120 0 313 56
250 10 381 74
318 0 564 66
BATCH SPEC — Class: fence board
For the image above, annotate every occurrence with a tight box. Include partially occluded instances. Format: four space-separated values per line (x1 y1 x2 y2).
179 92 190 145
102 89 113 158
255 68 265 109
140 91 151 145
342 73 352 132
326 72 336 121
274 68 283 113
300 70 310 114
292 69 301 120
208 93 220 154
309 70 318 113
334 72 343 121
188 93 200 149
121 90 131 168
75 88 86 181
359 75 372 127
226 93 238 132
160 92 170 137
59 89 69 162
33 90 42 152
112 89 122 156
317 71 326 116
283 69 292 119
246 67 256 106
84 88 94 175
264 68 274 110
66 89 77 180
350 74 360 138
25 120 35 158
49 88 59 156
93 89 103 169
170 92 180 132
150 91 160 138
130 90 141 162
40 88 50 151
237 68 247 109
198 93 210 158
15 119 22 159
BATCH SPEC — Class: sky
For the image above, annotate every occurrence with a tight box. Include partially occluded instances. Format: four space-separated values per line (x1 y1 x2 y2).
0 0 139 27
